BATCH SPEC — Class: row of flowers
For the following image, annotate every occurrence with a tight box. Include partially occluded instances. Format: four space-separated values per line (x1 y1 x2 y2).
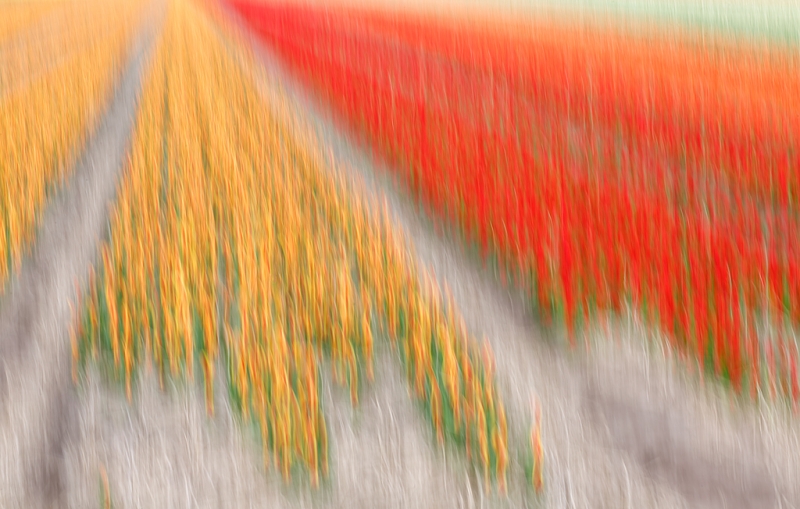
232 0 800 401
71 0 515 491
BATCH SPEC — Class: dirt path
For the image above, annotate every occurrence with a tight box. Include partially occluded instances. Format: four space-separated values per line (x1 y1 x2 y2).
222 7 800 509
0 5 161 508
64 344 482 509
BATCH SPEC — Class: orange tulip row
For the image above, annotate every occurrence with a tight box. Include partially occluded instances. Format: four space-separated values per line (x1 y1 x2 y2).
0 0 144 292
72 0 511 490
0 1 59 45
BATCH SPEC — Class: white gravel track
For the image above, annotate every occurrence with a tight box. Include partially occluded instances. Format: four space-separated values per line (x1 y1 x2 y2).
0 3 161 508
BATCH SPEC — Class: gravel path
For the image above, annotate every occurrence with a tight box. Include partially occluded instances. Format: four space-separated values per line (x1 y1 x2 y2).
0 5 161 507
221 6 800 509
64 344 481 509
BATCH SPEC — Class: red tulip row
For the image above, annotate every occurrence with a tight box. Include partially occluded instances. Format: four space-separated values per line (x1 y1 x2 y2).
339 6 800 212
240 2 800 212
230 0 800 398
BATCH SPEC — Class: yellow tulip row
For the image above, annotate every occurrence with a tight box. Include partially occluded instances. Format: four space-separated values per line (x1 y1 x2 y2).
1 0 143 94
0 1 59 45
0 0 144 292
73 0 510 490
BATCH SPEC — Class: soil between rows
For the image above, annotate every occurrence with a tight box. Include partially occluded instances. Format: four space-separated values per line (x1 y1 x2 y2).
0 4 161 507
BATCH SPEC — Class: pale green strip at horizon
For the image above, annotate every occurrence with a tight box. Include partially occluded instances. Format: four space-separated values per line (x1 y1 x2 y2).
513 0 800 46
482 0 800 47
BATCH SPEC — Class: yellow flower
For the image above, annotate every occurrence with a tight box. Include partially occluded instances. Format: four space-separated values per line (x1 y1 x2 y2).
70 0 513 487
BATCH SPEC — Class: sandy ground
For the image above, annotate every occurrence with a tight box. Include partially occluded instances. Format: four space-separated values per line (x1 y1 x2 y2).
63 342 484 509
0 4 161 508
1 1 799 509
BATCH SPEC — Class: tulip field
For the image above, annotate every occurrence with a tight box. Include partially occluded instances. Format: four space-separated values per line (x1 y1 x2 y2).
0 2 56 44
69 0 512 491
231 0 800 402
3 0 800 507
0 0 143 292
